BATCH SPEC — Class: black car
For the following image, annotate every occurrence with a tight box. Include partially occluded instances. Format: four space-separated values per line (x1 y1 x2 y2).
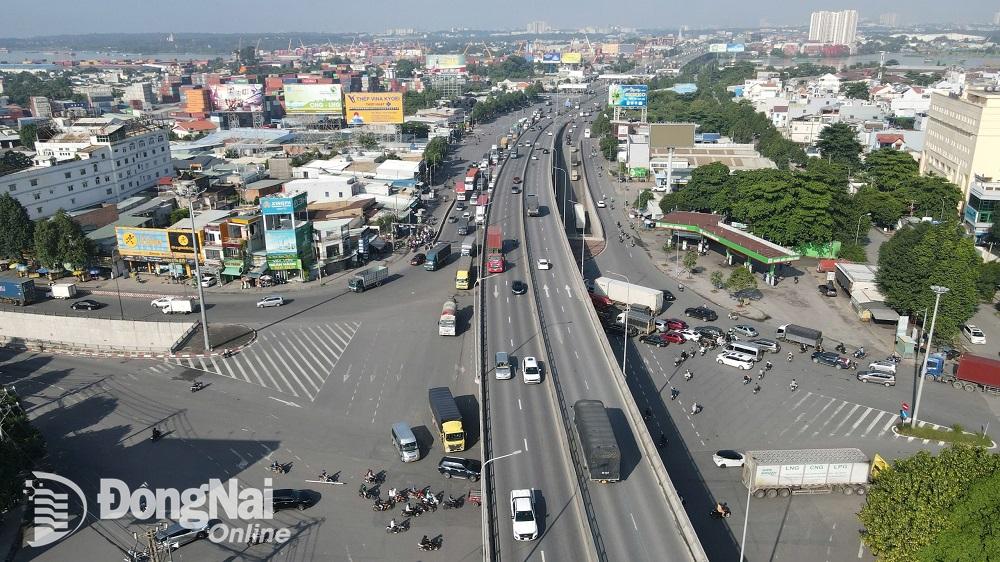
410 253 426 266
812 351 849 368
438 456 481 481
605 322 639 337
684 306 718 321
662 289 676 302
639 334 668 347
732 288 764 301
511 280 528 295
70 299 103 311
695 325 724 338
818 284 838 297
272 489 315 511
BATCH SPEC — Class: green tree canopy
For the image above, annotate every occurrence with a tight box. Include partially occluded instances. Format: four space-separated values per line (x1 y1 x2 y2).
977 261 1000 302
725 267 757 292
0 390 46 513
395 59 417 79
0 193 35 260
842 81 871 100
865 148 920 192
18 123 37 150
894 175 963 221
682 250 698 276
32 210 95 270
875 221 981 341
817 123 863 169
859 446 1000 562
916 470 1000 562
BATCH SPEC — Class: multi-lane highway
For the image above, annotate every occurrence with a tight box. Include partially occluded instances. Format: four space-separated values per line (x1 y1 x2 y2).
485 97 704 561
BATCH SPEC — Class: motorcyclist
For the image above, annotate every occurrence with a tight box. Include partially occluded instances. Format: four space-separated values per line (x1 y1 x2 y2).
787 352 794 362
789 379 798 391
690 402 699 415
670 387 679 400
365 468 375 482
765 361 773 371
684 369 692 381
753 384 761 395
388 518 398 531
151 427 162 440
715 502 728 516
743 374 751 385
388 487 397 499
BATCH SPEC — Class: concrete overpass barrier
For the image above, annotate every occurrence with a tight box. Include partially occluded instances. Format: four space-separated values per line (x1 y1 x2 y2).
0 311 194 353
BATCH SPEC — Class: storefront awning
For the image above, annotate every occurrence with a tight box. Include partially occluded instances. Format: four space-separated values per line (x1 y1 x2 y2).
248 265 269 279
369 237 388 251
222 266 243 276
865 303 900 322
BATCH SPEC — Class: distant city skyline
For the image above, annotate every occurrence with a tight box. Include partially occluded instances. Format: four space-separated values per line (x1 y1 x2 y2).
1 1 998 38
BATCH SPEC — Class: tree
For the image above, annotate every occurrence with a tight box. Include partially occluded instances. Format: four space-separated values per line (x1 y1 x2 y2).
634 189 654 212
169 207 190 225
0 150 32 176
816 123 863 169
18 123 37 150
395 59 417 79
710 271 724 289
842 81 870 100
725 267 757 292
837 242 867 263
0 193 34 260
33 210 95 270
875 221 981 341
422 137 448 184
682 250 698 277
865 148 919 192
976 262 1000 302
356 133 380 150
0 390 46 513
858 446 1000 562
894 175 963 220
400 121 429 138
916 470 1000 562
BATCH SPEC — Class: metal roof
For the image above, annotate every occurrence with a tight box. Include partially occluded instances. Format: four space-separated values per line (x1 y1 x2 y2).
745 448 867 465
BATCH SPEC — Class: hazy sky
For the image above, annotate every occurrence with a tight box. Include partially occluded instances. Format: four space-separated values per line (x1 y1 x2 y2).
2 0 996 37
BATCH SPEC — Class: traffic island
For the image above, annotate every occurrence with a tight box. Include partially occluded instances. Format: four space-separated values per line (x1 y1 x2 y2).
170 323 257 357
893 422 995 448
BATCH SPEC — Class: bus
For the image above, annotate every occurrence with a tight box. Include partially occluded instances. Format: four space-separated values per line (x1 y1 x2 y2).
465 167 480 191
425 242 452 271
455 256 474 290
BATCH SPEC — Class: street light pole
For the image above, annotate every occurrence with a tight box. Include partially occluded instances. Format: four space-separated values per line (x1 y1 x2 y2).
739 463 753 562
553 165 570 230
569 197 585 274
855 212 872 246
174 181 212 352
912 285 949 427
480 449 524 562
608 272 631 377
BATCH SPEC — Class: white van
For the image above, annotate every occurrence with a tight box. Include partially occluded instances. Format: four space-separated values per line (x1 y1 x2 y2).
868 361 897 375
725 342 763 362
391 422 420 462
716 351 754 370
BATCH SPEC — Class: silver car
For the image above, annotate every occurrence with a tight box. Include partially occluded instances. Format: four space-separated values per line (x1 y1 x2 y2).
256 295 284 308
857 370 895 387
155 520 218 549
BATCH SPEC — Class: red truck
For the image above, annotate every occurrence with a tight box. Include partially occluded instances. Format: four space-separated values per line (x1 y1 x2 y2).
486 225 505 274
936 354 1000 394
454 180 466 201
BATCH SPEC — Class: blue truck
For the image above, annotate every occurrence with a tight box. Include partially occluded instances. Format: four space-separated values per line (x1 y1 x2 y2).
0 276 37 306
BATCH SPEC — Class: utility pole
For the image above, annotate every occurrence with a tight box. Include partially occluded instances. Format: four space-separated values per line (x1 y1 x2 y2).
173 180 212 352
912 285 949 427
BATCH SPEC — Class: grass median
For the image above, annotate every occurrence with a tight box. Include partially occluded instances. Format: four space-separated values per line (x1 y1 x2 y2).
896 422 993 447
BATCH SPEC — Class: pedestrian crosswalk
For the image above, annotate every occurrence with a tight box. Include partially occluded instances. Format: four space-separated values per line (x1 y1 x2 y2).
147 322 361 401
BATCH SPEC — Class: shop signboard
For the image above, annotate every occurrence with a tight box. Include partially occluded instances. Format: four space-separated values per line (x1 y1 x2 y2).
260 193 305 215
542 52 561 64
266 257 303 270
116 227 170 257
167 230 196 254
344 92 404 124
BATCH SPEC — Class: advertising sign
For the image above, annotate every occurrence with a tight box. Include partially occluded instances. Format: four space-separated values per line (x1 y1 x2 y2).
727 43 746 53
542 52 561 64
266 257 303 271
265 230 298 256
344 92 404 124
167 230 196 254
425 54 466 70
608 84 648 108
209 84 264 112
560 52 582 64
284 84 344 115
260 193 305 215
709 43 728 53
116 227 170 257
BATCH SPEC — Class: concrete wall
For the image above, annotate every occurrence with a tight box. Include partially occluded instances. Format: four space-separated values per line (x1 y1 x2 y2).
0 311 194 353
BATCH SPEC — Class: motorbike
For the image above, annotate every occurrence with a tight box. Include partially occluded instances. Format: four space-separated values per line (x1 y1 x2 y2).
442 495 464 510
835 343 847 353
150 428 162 442
669 388 679 400
268 461 287 474
787 352 794 362
789 382 799 392
853 348 867 359
386 521 410 534
418 536 443 551
683 370 693 381
189 381 204 392
674 357 683 367
710 507 731 519
887 353 901 364
742 375 751 385
373 499 394 512
401 504 424 518
727 312 739 321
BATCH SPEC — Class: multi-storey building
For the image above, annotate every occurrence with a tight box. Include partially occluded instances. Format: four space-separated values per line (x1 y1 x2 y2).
921 88 1000 204
29 96 52 119
2 117 172 219
808 10 858 45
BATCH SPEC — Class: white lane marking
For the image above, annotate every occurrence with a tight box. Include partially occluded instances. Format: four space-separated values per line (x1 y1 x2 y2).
795 397 837 437
858 539 865 558
343 364 353 383
790 391 813 410
630 513 638 531
508 316 512 324
844 407 874 437
543 285 550 298
814 401 849 436
510 338 514 348
878 414 899 436
523 438 529 452
268 396 301 408
829 404 861 436
518 399 523 411
861 411 886 437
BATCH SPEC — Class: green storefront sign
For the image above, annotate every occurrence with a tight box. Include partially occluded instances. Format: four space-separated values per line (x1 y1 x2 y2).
266 257 303 270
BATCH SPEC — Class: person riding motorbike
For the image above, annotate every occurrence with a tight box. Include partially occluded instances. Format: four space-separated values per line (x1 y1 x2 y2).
690 402 700 415
765 361 773 371
743 374 751 385
365 468 376 483
670 387 679 400
787 352 794 362
715 502 729 516
789 379 798 391
753 384 761 395
151 427 162 441
684 369 693 381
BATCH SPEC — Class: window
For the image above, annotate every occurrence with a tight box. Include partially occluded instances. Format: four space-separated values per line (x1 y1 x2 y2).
105 176 110 182
67 185 74 192
36 207 42 214
7 184 15 192
33 193 41 200
30 179 38 186
95 177 100 185
79 169 86 176
64 172 72 179
82 181 88 188
101 153 106 159
70 198 75 205
106 188 112 195
92 164 98 172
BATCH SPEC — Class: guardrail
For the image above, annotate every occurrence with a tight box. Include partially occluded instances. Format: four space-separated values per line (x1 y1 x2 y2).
521 116 606 562
554 122 710 561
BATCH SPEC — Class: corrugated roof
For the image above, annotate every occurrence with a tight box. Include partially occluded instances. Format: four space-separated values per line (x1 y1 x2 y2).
745 448 867 465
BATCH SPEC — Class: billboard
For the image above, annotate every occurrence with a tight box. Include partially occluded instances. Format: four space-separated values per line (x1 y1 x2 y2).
344 92 404 124
116 227 170 257
608 84 648 108
709 43 728 53
260 193 306 215
425 54 466 69
209 84 264 112
265 230 298 256
167 230 196 254
727 43 746 53
541 52 561 64
284 84 344 115
560 52 582 64
650 123 696 149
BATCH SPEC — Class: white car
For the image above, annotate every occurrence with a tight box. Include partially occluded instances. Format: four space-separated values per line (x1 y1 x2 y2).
547 131 553 136
536 258 552 270
597 200 606 208
712 450 745 468
716 351 754 370
150 296 175 308
531 155 538 160
462 211 472 219
199 274 217 288
962 324 986 345
522 356 541 384
677 328 702 342
510 489 539 541
256 295 285 308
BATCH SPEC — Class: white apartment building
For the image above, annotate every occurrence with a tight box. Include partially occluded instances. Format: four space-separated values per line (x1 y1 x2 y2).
808 10 858 45
921 88 1000 203
3 117 172 220
124 82 155 108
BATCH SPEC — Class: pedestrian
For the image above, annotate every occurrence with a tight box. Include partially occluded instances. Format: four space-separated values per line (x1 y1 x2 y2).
753 384 761 395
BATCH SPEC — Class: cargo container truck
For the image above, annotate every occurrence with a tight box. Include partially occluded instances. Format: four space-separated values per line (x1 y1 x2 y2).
486 225 504 274
592 277 664 315
615 310 657 336
425 242 452 271
926 354 1000 394
51 283 77 299
0 277 37 306
741 448 884 498
526 196 540 217
428 387 466 452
